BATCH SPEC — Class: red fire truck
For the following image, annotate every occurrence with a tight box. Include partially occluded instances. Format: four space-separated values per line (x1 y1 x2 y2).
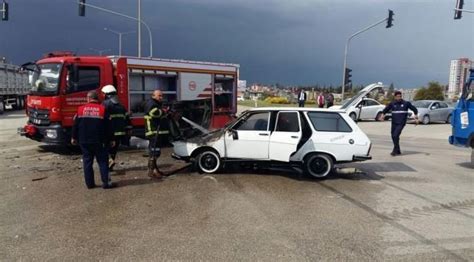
19 52 239 144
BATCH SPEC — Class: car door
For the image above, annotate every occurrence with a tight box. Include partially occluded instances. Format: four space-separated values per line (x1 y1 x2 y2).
269 111 302 162
224 111 271 159
429 102 442 121
360 99 379 119
439 102 450 121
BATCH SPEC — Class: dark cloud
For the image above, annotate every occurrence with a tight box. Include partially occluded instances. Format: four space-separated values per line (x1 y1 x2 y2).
0 0 472 87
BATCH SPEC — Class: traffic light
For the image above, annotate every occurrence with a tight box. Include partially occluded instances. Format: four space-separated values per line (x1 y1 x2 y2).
78 0 86 17
454 0 464 19
344 68 352 87
386 9 394 28
1 2 8 21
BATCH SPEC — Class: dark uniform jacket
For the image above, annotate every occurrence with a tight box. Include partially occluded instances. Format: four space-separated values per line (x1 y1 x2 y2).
72 102 113 144
144 99 169 138
102 96 131 137
382 99 418 125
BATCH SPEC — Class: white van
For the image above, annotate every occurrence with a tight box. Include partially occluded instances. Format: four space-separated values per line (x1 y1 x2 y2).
172 107 372 178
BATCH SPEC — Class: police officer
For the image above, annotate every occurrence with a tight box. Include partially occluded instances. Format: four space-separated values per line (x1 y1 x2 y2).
379 91 419 156
71 91 116 189
101 85 132 170
144 89 170 179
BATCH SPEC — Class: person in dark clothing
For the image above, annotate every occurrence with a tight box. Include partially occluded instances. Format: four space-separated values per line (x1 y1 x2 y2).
297 89 307 107
71 91 116 189
101 85 132 171
326 93 334 108
144 90 170 179
379 91 419 156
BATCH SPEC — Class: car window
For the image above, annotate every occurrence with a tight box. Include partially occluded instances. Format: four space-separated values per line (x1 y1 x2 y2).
68 66 100 93
307 112 352 132
366 100 379 106
275 112 299 132
234 112 269 131
439 102 448 108
431 102 439 109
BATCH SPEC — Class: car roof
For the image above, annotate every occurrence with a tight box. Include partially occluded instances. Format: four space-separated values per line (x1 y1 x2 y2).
415 100 442 103
246 107 346 113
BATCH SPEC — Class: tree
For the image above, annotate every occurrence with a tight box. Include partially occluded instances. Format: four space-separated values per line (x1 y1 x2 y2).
414 81 445 100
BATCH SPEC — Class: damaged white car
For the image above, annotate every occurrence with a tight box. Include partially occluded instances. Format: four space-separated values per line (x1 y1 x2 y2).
172 108 372 178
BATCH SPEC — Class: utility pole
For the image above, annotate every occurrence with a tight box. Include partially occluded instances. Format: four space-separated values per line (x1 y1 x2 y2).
138 0 141 58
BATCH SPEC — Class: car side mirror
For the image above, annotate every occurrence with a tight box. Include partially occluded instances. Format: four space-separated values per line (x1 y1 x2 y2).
230 129 238 140
430 106 437 110
66 64 79 92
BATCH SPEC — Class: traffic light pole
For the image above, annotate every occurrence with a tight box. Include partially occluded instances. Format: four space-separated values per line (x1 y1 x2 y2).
78 1 153 58
341 17 389 100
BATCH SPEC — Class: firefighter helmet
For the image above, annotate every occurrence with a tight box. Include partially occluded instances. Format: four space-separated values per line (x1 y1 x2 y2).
101 85 117 94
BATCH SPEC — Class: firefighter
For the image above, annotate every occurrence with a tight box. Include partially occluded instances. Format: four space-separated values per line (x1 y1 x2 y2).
144 89 170 179
101 85 132 171
379 91 419 156
71 91 116 189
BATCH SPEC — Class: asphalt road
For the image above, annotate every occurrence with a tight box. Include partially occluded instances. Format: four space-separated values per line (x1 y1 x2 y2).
0 110 473 261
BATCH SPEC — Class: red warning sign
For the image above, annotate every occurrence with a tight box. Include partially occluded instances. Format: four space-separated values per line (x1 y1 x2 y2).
189 81 196 91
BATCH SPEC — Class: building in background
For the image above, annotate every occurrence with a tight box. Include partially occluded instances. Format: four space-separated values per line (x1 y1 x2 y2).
448 58 472 99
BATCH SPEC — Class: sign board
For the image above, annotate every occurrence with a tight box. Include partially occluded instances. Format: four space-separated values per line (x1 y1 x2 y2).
180 73 212 101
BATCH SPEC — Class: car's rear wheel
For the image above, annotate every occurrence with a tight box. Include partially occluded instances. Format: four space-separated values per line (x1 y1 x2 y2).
446 114 452 124
349 112 357 122
375 112 383 121
422 115 430 125
196 149 221 174
304 153 334 178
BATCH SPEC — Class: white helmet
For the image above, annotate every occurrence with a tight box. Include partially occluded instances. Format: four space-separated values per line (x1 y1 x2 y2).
101 85 117 94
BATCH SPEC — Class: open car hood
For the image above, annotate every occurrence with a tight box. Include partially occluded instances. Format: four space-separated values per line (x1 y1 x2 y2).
168 99 213 140
338 82 385 110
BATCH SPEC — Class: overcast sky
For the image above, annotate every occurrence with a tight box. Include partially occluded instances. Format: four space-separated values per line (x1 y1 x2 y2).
0 0 473 87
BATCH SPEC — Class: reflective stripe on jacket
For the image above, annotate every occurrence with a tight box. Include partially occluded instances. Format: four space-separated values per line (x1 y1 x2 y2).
144 99 169 138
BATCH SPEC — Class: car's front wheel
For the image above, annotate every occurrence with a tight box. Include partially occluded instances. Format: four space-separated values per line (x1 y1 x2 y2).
304 153 334 178
196 149 221 174
422 115 430 125
446 114 452 124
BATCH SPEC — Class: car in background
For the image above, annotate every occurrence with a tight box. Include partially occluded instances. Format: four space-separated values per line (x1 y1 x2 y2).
172 107 372 178
330 83 386 121
410 100 454 124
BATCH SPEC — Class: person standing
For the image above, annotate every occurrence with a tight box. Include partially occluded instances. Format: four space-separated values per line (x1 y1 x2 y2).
298 89 307 107
317 92 325 108
71 91 116 189
379 91 419 156
144 90 170 179
101 85 132 171
326 92 334 108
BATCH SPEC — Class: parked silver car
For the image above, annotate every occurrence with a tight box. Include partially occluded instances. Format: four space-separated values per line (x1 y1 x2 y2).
411 100 454 124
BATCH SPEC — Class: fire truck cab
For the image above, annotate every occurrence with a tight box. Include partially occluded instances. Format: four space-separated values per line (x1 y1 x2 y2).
20 53 239 144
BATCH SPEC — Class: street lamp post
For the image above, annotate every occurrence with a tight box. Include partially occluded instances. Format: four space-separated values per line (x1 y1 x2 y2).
104 28 135 56
341 10 394 100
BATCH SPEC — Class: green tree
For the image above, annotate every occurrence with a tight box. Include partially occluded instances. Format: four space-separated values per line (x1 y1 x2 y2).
414 81 445 100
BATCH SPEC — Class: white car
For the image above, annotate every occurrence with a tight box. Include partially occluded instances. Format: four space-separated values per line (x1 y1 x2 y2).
172 107 372 178
330 83 386 121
